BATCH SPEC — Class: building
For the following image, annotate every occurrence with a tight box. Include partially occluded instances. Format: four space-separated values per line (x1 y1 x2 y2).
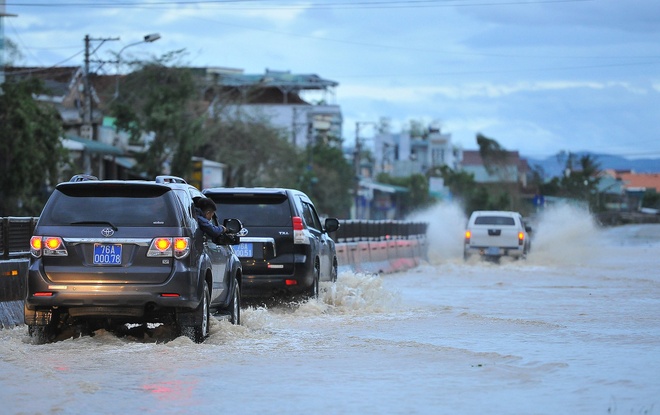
198 67 342 149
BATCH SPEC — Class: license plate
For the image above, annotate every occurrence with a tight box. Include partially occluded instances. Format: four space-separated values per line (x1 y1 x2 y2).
234 242 253 258
93 243 122 265
486 247 501 256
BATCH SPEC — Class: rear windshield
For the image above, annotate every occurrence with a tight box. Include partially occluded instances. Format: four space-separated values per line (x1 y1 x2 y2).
209 194 292 226
474 216 515 226
39 186 179 227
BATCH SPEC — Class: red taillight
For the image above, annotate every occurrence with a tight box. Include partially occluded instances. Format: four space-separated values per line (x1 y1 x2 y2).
148 237 190 259
33 292 54 297
30 236 43 250
173 238 188 251
45 237 62 250
32 236 68 257
292 216 304 231
154 238 171 251
285 279 298 286
160 293 180 298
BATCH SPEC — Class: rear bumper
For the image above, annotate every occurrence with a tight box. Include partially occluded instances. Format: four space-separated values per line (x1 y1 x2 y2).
24 260 202 321
241 255 314 297
464 245 525 258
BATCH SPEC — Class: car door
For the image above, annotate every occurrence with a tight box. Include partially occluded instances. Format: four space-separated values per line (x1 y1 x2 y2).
300 199 332 280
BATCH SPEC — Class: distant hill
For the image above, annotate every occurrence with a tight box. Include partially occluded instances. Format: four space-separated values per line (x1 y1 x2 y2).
525 152 660 179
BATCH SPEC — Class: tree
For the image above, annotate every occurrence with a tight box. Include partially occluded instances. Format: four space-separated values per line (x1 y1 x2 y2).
111 57 204 178
199 111 300 187
376 173 434 217
0 78 66 215
300 136 354 217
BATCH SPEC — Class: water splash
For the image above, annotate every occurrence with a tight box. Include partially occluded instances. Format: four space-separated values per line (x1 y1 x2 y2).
407 202 467 264
526 203 602 265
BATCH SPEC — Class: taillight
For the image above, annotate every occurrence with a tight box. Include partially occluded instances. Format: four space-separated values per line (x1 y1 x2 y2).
292 216 309 244
147 237 190 259
30 236 43 258
31 236 68 257
518 232 525 246
464 230 471 244
173 237 190 259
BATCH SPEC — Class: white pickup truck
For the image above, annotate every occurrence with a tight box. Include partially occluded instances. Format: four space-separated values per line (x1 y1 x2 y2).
463 210 532 261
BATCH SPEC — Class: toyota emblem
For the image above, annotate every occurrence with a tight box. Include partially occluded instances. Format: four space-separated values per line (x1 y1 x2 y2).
101 228 115 237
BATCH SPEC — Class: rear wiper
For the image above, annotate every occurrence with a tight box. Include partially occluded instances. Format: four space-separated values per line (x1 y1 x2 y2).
70 221 118 231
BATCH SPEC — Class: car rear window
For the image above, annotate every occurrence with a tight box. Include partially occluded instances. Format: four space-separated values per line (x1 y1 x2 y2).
474 216 515 226
39 185 179 227
209 194 292 226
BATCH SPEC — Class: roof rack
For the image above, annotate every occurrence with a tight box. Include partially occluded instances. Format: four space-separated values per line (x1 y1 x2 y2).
155 175 187 184
70 174 99 182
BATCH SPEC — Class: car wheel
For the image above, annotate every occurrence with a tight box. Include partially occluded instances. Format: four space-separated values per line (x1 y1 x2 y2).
182 281 210 343
331 257 338 283
27 308 58 344
28 324 54 345
228 278 241 325
307 261 320 300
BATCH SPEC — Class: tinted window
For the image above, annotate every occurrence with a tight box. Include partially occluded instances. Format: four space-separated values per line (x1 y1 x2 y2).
474 216 515 226
301 201 322 230
210 194 292 226
40 187 179 227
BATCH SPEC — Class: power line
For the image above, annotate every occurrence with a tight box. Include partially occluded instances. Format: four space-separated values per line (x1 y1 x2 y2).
6 0 594 9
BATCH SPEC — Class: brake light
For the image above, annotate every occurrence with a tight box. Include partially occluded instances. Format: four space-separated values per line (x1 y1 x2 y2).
155 238 171 251
30 236 42 258
292 216 309 244
31 236 68 257
464 230 471 244
518 232 525 246
147 237 190 259
173 237 190 259
285 279 298 286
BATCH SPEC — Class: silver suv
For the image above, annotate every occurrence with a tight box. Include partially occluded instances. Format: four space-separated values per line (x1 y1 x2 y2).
25 175 243 344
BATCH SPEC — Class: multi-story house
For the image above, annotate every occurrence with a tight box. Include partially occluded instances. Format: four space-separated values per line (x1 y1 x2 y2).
198 67 342 149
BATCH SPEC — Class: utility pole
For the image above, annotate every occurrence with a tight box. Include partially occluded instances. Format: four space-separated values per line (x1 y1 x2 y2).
81 34 118 140
0 0 17 88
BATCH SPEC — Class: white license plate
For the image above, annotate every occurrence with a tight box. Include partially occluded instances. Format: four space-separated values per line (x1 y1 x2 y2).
486 247 501 256
234 242 253 258
93 243 122 265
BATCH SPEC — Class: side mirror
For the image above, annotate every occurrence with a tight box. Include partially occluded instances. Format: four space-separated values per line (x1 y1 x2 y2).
324 217 340 233
525 225 532 234
223 218 243 234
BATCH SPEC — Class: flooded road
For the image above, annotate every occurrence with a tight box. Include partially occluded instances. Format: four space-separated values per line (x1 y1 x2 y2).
1 206 659 415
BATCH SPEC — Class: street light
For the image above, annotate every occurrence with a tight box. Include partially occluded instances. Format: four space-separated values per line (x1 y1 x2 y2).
114 33 161 98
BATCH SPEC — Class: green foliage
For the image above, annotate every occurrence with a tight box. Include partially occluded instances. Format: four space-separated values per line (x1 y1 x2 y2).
0 78 66 215
477 132 510 178
111 62 204 178
540 152 602 211
429 165 518 215
302 137 356 217
200 112 300 187
376 173 434 216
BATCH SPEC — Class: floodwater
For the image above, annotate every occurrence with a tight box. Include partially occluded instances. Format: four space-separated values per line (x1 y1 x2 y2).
1 205 659 415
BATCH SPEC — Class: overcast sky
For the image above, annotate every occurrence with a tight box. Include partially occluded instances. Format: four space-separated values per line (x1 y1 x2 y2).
3 0 660 160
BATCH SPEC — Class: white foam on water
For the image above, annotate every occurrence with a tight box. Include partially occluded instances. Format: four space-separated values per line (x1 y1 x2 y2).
407 201 467 264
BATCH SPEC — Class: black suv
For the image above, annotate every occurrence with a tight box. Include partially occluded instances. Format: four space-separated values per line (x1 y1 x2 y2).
203 187 339 300
25 175 243 344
